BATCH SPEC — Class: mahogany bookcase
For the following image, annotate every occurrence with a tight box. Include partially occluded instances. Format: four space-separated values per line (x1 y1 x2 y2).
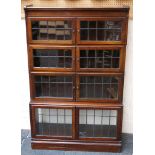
24 7 129 152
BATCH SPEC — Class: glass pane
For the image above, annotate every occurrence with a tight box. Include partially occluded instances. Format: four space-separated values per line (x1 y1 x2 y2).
89 21 96 28
64 21 72 28
56 29 64 40
58 57 64 67
80 76 119 100
97 21 105 28
65 30 72 40
65 57 72 68
33 49 72 68
32 21 39 28
31 20 72 41
56 21 64 28
80 49 120 69
79 109 117 138
105 21 121 28
105 30 113 41
32 29 39 40
35 76 73 98
35 108 72 136
39 21 47 28
97 29 105 40
112 58 119 68
80 29 88 40
39 29 48 40
113 50 120 57
48 21 55 28
80 21 88 28
48 29 56 39
80 20 122 41
89 29 96 40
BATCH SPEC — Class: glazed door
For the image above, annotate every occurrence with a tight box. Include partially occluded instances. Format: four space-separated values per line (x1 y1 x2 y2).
76 46 125 72
30 73 75 101
77 18 127 44
27 17 75 44
77 107 122 140
30 105 122 141
29 45 75 72
30 105 75 139
76 73 123 102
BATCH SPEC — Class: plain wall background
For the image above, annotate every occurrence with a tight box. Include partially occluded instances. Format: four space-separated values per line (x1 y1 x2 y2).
21 19 133 134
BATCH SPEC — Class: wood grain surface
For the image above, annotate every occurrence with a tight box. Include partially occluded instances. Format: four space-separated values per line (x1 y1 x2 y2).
21 0 133 19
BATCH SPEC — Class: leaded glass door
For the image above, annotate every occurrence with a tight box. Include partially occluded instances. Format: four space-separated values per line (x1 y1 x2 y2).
31 73 75 101
29 46 75 72
76 74 123 102
30 105 75 139
77 18 127 44
76 46 125 72
78 107 122 140
28 18 75 44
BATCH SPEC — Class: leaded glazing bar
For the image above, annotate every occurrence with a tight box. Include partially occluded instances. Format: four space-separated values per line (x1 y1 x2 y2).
32 20 72 40
80 21 122 41
35 108 72 136
33 49 72 68
80 49 120 69
34 76 73 98
80 76 119 100
79 109 117 138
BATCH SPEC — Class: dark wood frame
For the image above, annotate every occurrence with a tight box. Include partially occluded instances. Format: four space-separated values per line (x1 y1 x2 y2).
27 17 76 44
25 7 129 152
28 45 76 72
30 72 124 103
30 103 123 152
76 45 126 72
76 17 128 45
30 104 76 140
30 103 122 140
30 72 76 101
76 73 124 103
77 106 122 141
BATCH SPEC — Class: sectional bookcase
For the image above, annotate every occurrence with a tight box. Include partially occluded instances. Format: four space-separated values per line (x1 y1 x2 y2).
25 7 129 152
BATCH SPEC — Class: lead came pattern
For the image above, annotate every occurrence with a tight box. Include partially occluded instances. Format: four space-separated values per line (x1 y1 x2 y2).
35 76 73 98
80 76 119 99
79 109 117 138
80 21 121 41
32 20 72 40
35 108 72 136
33 49 72 68
80 49 120 68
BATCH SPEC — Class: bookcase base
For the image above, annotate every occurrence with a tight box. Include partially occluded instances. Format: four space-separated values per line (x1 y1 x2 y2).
31 139 122 152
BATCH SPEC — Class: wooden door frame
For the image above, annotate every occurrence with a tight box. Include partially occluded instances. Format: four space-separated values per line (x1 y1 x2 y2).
30 104 76 140
28 45 76 72
75 73 124 103
76 45 126 73
27 17 76 45
30 104 122 141
30 72 76 101
76 17 128 45
76 106 122 141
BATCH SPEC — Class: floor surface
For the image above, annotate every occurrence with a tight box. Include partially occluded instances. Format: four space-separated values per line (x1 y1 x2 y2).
21 129 133 155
